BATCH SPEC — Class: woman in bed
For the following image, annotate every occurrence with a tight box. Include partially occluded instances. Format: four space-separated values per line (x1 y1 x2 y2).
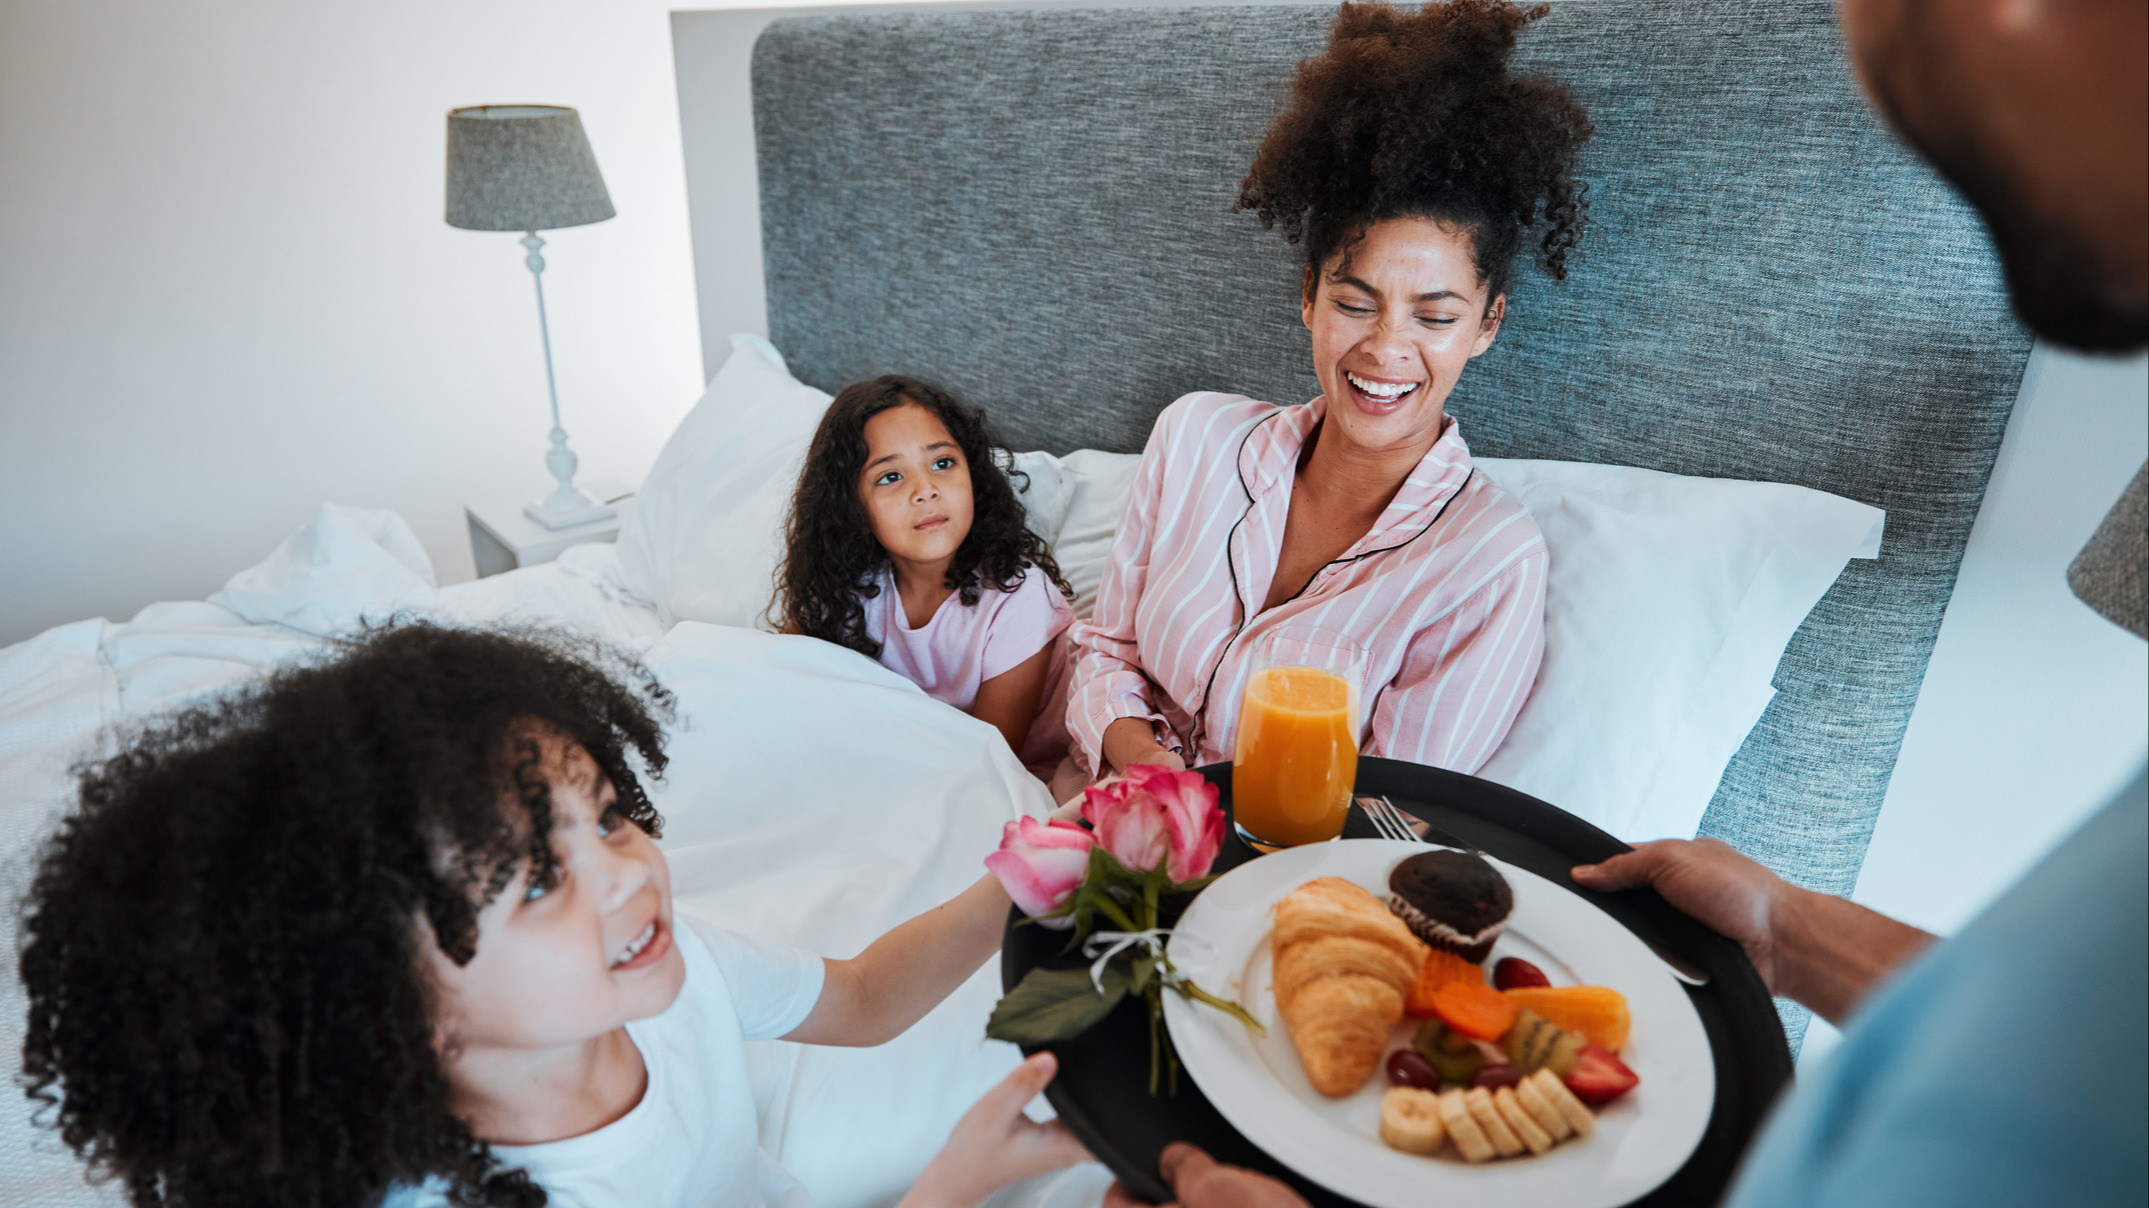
1067 0 1588 780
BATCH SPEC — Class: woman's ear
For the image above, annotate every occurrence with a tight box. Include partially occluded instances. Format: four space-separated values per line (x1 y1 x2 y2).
1469 294 1507 357
1300 265 1319 329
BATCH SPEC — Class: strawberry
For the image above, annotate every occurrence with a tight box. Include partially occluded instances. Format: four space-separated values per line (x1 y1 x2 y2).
1493 957 1552 990
1563 1044 1639 1106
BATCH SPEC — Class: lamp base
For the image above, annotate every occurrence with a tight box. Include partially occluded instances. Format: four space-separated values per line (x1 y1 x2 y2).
523 497 618 531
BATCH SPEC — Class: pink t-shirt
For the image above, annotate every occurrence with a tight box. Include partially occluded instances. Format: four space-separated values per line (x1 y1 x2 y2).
862 563 1075 771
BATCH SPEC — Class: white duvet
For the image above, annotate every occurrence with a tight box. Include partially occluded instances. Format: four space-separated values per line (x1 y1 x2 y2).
0 507 1106 1208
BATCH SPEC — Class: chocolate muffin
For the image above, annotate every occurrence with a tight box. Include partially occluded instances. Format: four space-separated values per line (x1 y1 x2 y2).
1385 850 1513 963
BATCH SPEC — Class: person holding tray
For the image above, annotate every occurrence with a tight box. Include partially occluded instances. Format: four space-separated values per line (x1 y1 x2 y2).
1107 0 2147 1204
1062 0 1583 789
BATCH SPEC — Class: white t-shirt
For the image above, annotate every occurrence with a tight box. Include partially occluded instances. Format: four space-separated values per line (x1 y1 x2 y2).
383 918 826 1208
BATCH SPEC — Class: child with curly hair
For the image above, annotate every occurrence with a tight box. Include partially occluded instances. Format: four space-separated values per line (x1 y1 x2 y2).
777 375 1076 777
17 624 1087 1208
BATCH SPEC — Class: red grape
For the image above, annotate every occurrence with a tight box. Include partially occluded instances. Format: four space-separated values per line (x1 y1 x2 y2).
1471 1064 1524 1090
1386 1048 1442 1090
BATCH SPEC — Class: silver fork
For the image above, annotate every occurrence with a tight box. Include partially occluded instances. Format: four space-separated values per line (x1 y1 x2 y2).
1356 794 1434 844
1354 795 1710 987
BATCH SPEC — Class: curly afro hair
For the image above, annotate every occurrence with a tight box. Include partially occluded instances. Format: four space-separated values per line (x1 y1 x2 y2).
17 623 673 1208
1237 0 1593 304
776 374 1071 658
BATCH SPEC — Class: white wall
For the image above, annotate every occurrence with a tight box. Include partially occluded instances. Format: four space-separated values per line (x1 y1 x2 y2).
1801 346 2146 1068
3 0 2143 951
0 0 727 643
1857 348 2147 936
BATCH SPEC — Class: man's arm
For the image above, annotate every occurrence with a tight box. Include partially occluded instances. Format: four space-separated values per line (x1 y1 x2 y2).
783 872 1011 1046
1571 838 1935 1025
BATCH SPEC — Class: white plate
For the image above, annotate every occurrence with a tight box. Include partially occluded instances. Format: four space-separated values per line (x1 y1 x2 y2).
1162 840 1714 1208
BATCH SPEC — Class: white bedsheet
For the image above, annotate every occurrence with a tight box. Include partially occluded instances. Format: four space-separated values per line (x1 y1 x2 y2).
0 508 1108 1208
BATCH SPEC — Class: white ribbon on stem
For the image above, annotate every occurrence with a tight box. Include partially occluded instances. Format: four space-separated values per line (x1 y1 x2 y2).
1081 928 1216 994
1082 928 1171 993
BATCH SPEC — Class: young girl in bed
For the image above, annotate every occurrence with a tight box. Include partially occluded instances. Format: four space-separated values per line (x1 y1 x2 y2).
17 624 1088 1208
777 375 1075 777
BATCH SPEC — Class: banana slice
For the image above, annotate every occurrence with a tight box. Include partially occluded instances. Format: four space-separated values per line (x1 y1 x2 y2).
1379 1087 1446 1155
1438 1088 1496 1163
1493 1086 1554 1155
1515 1072 1574 1141
1528 1067 1596 1137
1464 1087 1525 1157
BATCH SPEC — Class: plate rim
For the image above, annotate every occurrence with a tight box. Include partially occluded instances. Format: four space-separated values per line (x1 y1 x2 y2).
1161 838 1715 1208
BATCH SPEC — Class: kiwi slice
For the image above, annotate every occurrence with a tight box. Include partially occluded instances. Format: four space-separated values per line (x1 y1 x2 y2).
1413 1019 1488 1085
1504 1009 1581 1077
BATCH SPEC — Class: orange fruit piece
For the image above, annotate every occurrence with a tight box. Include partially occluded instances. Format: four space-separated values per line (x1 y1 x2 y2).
1405 948 1486 1018
1430 980 1518 1041
1502 986 1631 1051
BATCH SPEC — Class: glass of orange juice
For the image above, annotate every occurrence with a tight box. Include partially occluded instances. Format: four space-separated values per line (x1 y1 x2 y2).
1231 625 1367 849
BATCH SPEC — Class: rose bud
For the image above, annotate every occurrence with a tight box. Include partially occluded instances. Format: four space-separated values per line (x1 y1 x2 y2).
984 816 1094 928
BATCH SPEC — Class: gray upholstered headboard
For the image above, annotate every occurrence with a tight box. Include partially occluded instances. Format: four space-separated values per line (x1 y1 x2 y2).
740 2 2027 924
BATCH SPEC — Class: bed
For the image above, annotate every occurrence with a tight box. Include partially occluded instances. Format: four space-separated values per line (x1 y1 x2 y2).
0 524 1107 1208
3 0 2031 1204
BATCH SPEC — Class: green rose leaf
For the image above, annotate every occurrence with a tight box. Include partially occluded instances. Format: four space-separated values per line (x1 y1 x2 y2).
985 965 1132 1046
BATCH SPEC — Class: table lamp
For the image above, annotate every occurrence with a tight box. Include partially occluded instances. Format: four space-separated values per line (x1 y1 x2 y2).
446 104 618 530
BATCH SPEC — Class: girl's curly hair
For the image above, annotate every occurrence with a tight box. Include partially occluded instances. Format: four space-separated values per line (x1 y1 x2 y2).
17 623 673 1208
1237 0 1593 303
776 374 1071 658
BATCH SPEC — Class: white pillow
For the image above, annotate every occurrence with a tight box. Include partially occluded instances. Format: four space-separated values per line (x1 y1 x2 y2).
613 334 833 629
616 339 1882 845
1007 449 1069 548
209 503 439 636
623 337 1134 630
1471 458 1883 842
1007 448 1142 618
1011 449 1883 844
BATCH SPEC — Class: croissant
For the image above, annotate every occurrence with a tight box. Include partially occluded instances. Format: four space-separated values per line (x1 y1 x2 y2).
1272 877 1428 1097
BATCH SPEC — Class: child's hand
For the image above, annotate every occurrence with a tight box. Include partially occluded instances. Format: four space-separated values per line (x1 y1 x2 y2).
902 1052 1093 1208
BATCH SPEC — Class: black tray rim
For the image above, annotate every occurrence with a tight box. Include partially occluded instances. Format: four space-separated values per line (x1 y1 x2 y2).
999 757 1793 1206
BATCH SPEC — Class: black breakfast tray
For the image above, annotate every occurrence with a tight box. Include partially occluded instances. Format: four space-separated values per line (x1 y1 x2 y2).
1000 757 1793 1206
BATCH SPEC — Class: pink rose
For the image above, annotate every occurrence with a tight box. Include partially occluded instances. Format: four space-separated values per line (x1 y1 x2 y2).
984 817 1094 928
1082 764 1225 885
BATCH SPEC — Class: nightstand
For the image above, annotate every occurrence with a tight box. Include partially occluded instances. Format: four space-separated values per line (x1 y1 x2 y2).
465 478 636 577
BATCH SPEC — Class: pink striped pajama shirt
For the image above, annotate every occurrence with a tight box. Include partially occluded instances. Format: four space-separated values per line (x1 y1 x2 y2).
1067 391 1548 775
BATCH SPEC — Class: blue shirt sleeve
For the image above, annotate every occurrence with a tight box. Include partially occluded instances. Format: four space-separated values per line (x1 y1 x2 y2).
1725 767 2147 1207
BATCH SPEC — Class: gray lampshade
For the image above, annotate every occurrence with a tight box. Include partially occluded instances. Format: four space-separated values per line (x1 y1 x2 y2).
445 105 615 232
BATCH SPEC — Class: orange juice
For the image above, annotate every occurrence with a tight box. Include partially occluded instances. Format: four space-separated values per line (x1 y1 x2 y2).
1232 665 1358 847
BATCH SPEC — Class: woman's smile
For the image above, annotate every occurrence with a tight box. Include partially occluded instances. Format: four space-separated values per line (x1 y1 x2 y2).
1343 369 1425 415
